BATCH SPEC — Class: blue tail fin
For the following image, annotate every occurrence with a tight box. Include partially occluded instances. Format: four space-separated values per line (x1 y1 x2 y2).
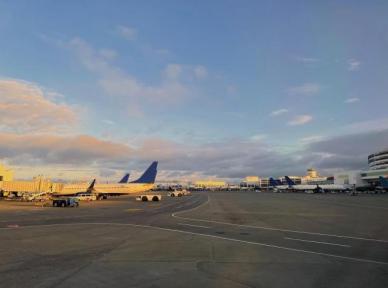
285 176 295 186
131 161 158 184
118 173 130 183
379 176 388 188
269 178 278 187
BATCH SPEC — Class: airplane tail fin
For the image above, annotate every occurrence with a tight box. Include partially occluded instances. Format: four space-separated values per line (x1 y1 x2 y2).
285 176 295 186
269 178 278 187
87 179 96 193
131 161 158 184
118 173 130 183
379 176 388 188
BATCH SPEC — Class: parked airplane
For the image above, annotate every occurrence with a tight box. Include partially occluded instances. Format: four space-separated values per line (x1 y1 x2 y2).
283 176 322 193
269 178 289 190
283 176 349 193
269 178 282 186
52 179 96 197
57 162 158 198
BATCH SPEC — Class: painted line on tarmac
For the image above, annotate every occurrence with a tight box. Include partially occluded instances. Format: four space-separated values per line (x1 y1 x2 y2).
178 223 211 229
172 194 388 243
171 194 211 217
284 237 351 248
172 214 388 244
1 222 387 266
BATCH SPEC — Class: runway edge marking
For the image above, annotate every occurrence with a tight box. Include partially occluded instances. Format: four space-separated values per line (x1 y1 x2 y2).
284 237 351 248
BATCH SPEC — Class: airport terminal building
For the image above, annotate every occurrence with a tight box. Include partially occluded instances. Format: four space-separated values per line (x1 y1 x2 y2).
361 149 388 184
335 148 388 187
0 163 14 182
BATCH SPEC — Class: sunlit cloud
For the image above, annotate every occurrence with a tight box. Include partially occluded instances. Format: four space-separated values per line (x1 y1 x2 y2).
0 79 78 133
288 115 313 126
0 133 133 166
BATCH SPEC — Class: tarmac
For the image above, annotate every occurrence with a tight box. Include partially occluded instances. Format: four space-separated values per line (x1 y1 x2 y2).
1 191 388 288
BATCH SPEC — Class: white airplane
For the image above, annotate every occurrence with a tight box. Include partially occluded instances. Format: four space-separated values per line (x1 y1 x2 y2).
319 184 351 192
56 162 158 199
273 176 349 193
270 177 320 192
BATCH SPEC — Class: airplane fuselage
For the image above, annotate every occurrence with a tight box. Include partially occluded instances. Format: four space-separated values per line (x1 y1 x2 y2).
57 183 155 196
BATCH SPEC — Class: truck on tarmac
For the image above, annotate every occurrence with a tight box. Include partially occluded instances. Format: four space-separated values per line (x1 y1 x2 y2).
136 194 162 202
168 189 191 197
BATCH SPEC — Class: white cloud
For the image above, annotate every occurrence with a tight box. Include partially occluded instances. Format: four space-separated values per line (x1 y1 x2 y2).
102 119 115 125
299 135 325 144
0 132 133 166
296 57 319 63
193 65 208 79
270 108 288 116
226 85 237 94
99 49 117 60
116 25 137 41
287 83 321 96
344 97 360 104
154 48 170 55
68 37 189 113
343 117 388 133
250 134 267 142
348 59 360 71
288 115 313 126
164 64 182 80
0 79 78 133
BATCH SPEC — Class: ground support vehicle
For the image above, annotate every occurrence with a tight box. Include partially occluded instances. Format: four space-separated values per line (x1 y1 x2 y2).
136 194 162 201
52 197 79 207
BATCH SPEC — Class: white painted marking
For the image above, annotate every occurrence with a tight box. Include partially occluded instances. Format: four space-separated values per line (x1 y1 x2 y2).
171 194 210 218
173 213 388 244
178 223 211 229
1 222 387 265
284 237 351 248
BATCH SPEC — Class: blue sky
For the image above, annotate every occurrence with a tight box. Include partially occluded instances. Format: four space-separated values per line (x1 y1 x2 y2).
1 1 388 181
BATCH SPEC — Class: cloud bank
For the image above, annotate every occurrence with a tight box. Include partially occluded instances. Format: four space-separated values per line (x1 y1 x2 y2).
0 79 77 133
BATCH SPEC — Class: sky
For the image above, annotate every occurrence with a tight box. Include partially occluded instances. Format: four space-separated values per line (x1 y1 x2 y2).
1 0 388 182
